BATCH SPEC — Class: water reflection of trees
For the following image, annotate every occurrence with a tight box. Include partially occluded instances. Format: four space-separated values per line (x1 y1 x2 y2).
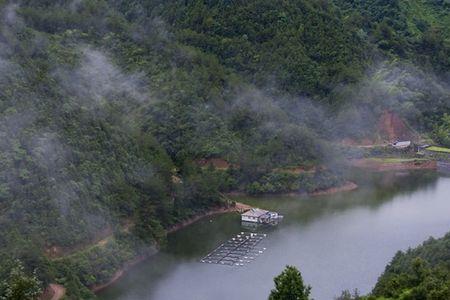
354 170 439 203
238 171 441 227
162 172 442 259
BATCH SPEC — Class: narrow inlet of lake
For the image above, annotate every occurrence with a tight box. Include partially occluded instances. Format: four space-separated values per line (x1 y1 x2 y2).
99 171 450 300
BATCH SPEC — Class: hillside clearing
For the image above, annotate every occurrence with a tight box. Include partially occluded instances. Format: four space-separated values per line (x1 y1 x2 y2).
426 146 450 153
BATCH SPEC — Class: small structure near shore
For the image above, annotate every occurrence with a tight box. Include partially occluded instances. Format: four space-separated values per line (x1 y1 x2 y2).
391 140 411 150
241 208 283 224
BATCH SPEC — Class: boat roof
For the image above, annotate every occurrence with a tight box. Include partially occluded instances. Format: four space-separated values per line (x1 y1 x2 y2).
242 208 269 218
393 141 411 146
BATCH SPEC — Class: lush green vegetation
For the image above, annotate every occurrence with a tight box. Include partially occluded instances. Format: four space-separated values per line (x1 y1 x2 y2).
0 0 448 298
246 169 344 195
0 260 42 300
334 0 450 71
275 233 450 300
431 114 450 148
370 232 450 300
269 265 312 300
426 146 450 153
336 232 450 300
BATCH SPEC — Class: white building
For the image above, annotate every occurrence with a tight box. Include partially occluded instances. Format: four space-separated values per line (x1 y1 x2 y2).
392 141 411 149
241 208 281 223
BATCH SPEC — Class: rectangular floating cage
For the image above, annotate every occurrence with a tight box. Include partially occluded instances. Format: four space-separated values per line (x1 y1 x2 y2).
200 232 267 266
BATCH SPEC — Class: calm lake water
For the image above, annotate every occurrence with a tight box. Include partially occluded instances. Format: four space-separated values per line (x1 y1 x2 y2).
99 171 450 300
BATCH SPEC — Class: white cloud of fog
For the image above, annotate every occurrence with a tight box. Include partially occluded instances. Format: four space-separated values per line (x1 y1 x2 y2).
55 46 152 110
69 0 83 12
332 61 450 139
226 85 331 138
3 2 22 28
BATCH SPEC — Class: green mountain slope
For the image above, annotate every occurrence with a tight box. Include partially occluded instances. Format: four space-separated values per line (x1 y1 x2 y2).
0 0 448 298
371 233 450 299
334 0 450 72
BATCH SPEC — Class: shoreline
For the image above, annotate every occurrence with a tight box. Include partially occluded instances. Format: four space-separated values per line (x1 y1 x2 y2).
226 181 359 198
55 179 364 296
166 202 252 234
91 202 252 294
44 158 439 298
349 158 437 172
310 181 358 196
277 181 359 197
40 284 66 300
91 253 152 293
90 180 360 294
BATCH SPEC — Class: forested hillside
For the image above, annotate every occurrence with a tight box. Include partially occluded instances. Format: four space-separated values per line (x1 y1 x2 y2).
274 232 450 300
371 232 450 299
336 232 450 300
0 0 449 298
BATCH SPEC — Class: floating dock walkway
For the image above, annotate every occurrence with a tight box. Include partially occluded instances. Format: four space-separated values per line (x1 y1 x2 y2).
200 232 267 266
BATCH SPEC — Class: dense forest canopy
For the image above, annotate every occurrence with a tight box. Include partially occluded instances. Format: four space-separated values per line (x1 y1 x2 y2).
0 0 448 298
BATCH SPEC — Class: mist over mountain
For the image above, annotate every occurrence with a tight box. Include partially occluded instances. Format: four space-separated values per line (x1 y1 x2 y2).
0 0 449 299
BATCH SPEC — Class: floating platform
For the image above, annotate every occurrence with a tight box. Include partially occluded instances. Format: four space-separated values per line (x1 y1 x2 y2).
200 232 267 266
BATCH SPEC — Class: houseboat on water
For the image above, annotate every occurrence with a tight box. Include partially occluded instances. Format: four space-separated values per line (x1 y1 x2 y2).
241 208 283 224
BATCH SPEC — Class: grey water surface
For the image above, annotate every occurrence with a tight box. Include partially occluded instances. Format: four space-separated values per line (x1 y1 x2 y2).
99 172 450 300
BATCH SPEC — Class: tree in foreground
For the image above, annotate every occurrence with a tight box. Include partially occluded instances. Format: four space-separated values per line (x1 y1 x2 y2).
335 289 362 300
0 260 42 300
269 265 311 300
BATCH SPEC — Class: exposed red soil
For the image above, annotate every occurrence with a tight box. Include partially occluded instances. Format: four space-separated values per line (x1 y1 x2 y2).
310 181 358 196
196 158 233 170
40 284 66 300
377 110 416 142
274 165 317 174
340 110 417 147
349 159 437 171
45 226 113 259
